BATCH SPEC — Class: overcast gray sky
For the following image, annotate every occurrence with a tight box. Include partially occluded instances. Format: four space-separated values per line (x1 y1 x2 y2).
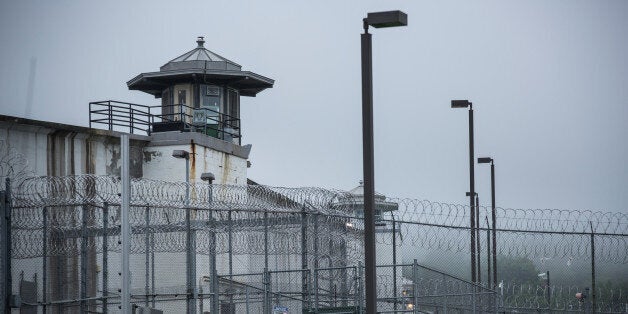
1 0 626 213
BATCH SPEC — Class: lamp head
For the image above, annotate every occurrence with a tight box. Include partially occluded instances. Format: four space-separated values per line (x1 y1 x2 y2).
451 100 472 108
201 172 215 183
366 10 408 28
478 157 493 164
172 150 190 159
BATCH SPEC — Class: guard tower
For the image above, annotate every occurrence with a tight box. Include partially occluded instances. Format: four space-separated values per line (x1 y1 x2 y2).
127 36 274 144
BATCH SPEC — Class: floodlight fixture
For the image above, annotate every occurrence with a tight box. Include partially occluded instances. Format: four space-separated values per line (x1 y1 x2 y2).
201 172 215 183
478 157 493 164
172 150 190 159
451 100 472 108
365 11 408 29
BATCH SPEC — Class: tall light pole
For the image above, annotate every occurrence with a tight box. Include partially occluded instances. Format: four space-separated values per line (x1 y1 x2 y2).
467 191 481 284
361 10 407 313
173 149 195 314
452 99 476 283
200 172 218 314
478 156 496 289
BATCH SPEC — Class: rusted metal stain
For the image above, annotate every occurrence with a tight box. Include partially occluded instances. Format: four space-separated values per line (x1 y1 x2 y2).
190 140 196 181
221 154 230 184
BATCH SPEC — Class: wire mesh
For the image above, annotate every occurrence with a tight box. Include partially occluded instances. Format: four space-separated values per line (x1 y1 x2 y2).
2 173 627 313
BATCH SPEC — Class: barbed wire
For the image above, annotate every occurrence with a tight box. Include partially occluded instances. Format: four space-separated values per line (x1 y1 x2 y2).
12 175 628 234
5 175 628 264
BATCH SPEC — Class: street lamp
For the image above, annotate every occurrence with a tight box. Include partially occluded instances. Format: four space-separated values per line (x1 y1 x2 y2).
200 172 218 314
478 156 497 289
172 149 195 314
361 10 407 313
451 99 476 283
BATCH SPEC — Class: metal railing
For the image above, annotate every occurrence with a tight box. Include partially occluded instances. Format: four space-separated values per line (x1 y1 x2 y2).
89 100 151 135
89 100 241 144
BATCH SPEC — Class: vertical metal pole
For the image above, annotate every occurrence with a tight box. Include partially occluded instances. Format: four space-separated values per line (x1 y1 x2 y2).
144 206 150 307
245 286 250 314
361 20 377 314
314 268 319 313
468 107 476 284
6 180 12 314
392 215 398 312
121 134 131 313
228 210 233 279
301 207 309 309
412 259 418 314
313 213 319 311
590 222 596 314
103 203 109 313
476 194 481 285
357 262 364 314
442 273 448 313
150 230 155 308
80 204 88 313
490 162 497 290
228 208 234 311
198 286 203 314
42 206 48 313
1 189 9 314
264 209 269 271
210 208 218 314
486 217 491 290
546 270 550 310
263 268 270 314
185 157 196 314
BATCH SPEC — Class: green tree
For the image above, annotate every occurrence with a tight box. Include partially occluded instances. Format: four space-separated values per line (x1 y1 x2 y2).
496 255 539 284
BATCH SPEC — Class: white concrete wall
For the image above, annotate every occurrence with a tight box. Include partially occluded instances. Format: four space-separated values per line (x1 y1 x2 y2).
142 143 247 185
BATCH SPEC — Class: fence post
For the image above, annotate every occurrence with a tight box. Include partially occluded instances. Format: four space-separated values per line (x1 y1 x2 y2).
263 268 271 314
314 267 319 313
486 217 491 290
301 207 309 310
313 213 319 311
41 206 48 313
264 208 269 271
442 273 447 313
357 262 363 314
103 203 109 313
121 135 131 313
186 202 196 313
590 221 596 314
80 204 88 313
1 189 9 314
392 215 398 313
150 228 155 308
412 259 418 314
228 209 234 310
210 209 218 314
144 206 150 307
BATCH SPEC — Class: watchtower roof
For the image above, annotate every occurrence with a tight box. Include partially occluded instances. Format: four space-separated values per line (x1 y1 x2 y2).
127 36 274 97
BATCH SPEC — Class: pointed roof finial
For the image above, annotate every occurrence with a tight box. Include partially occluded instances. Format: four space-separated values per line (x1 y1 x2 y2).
196 36 205 47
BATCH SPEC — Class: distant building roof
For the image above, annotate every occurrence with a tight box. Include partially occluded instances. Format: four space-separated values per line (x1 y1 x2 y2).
332 181 399 212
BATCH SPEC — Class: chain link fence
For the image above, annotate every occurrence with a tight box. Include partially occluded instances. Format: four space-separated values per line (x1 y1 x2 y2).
1 174 627 313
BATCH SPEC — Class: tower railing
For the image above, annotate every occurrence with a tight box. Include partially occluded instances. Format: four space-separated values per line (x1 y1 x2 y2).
89 100 152 135
89 100 241 144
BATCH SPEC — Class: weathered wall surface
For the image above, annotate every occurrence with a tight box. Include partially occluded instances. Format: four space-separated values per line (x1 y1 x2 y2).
0 122 146 178
142 144 247 185
0 116 248 185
